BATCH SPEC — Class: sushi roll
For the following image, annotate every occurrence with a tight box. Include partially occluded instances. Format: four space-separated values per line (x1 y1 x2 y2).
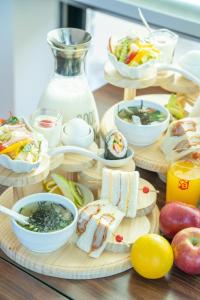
104 129 128 160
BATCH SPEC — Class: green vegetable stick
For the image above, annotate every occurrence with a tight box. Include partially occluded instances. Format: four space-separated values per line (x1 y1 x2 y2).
119 40 130 62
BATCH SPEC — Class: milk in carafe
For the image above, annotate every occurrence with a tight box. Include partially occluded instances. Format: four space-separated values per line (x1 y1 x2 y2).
38 28 99 134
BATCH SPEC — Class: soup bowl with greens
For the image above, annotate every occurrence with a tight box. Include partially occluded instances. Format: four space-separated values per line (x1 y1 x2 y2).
115 99 170 146
11 193 78 253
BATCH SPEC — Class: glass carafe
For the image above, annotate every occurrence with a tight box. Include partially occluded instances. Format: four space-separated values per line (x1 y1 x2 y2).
38 28 99 135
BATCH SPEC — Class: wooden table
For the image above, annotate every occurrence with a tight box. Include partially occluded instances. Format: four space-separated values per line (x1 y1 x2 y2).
0 85 199 300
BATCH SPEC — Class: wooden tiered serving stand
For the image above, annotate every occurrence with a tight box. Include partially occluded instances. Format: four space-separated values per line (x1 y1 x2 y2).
0 137 159 279
103 61 200 178
0 62 199 280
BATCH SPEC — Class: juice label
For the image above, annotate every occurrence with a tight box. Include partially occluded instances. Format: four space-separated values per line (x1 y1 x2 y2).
178 179 190 190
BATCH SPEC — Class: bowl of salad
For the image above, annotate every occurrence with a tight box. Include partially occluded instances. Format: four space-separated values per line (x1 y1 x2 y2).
114 99 170 146
0 115 48 173
108 36 160 79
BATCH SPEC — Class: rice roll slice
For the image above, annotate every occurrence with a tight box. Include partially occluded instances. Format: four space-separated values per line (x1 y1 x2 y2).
104 129 128 160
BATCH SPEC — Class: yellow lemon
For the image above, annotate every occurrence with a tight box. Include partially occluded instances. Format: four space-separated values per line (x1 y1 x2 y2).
131 234 174 279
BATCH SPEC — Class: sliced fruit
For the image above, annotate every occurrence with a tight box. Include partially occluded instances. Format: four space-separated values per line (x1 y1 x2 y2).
0 139 31 160
125 51 137 64
68 181 84 208
49 185 62 195
51 173 73 200
43 180 57 192
51 173 85 208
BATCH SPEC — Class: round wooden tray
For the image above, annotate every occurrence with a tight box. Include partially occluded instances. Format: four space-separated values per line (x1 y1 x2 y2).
100 94 172 174
105 61 200 99
0 187 159 279
0 155 50 187
104 61 157 89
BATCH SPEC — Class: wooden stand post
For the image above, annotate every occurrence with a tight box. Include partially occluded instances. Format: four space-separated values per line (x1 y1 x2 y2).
123 88 136 100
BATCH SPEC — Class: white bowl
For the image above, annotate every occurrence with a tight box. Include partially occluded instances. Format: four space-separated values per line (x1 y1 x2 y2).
115 99 170 147
62 123 94 148
108 51 157 79
0 133 48 173
11 193 78 253
100 148 134 168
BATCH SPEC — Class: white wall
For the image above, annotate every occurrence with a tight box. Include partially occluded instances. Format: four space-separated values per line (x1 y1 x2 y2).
0 0 59 118
0 0 14 116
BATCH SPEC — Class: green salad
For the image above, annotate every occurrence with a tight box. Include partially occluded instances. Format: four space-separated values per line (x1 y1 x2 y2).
109 36 160 66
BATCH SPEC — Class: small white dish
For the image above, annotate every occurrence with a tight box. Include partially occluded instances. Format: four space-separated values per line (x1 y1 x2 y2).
115 99 170 147
0 132 48 173
108 51 157 80
62 120 94 148
11 193 78 253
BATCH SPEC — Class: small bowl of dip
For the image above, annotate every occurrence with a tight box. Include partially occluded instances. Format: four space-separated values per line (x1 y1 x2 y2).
11 193 78 253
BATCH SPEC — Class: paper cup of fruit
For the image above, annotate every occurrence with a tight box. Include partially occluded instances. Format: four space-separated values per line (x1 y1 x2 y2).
108 36 160 79
115 99 170 146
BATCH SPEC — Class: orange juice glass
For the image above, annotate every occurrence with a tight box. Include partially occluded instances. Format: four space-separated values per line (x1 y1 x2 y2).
166 160 200 206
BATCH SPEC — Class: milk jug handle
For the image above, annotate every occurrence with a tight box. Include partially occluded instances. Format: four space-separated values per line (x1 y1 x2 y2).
157 64 200 86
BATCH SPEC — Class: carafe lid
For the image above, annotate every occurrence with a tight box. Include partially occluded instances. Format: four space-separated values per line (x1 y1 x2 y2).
47 28 91 76
47 28 91 51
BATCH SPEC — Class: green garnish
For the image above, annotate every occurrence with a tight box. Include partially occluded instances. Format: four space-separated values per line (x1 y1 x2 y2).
5 115 20 125
19 201 74 232
118 102 166 125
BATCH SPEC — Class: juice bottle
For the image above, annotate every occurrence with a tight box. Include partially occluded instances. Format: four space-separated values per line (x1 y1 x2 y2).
166 160 200 206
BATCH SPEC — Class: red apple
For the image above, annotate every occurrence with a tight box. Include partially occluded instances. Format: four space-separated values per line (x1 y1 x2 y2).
171 227 200 275
159 202 200 238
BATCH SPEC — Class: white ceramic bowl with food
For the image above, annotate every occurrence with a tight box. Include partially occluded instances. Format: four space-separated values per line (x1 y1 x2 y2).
108 51 157 80
11 193 78 253
114 99 170 146
0 129 48 173
107 35 159 80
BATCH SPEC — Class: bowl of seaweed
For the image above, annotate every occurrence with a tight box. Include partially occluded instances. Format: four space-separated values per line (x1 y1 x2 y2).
115 99 170 146
11 193 78 253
